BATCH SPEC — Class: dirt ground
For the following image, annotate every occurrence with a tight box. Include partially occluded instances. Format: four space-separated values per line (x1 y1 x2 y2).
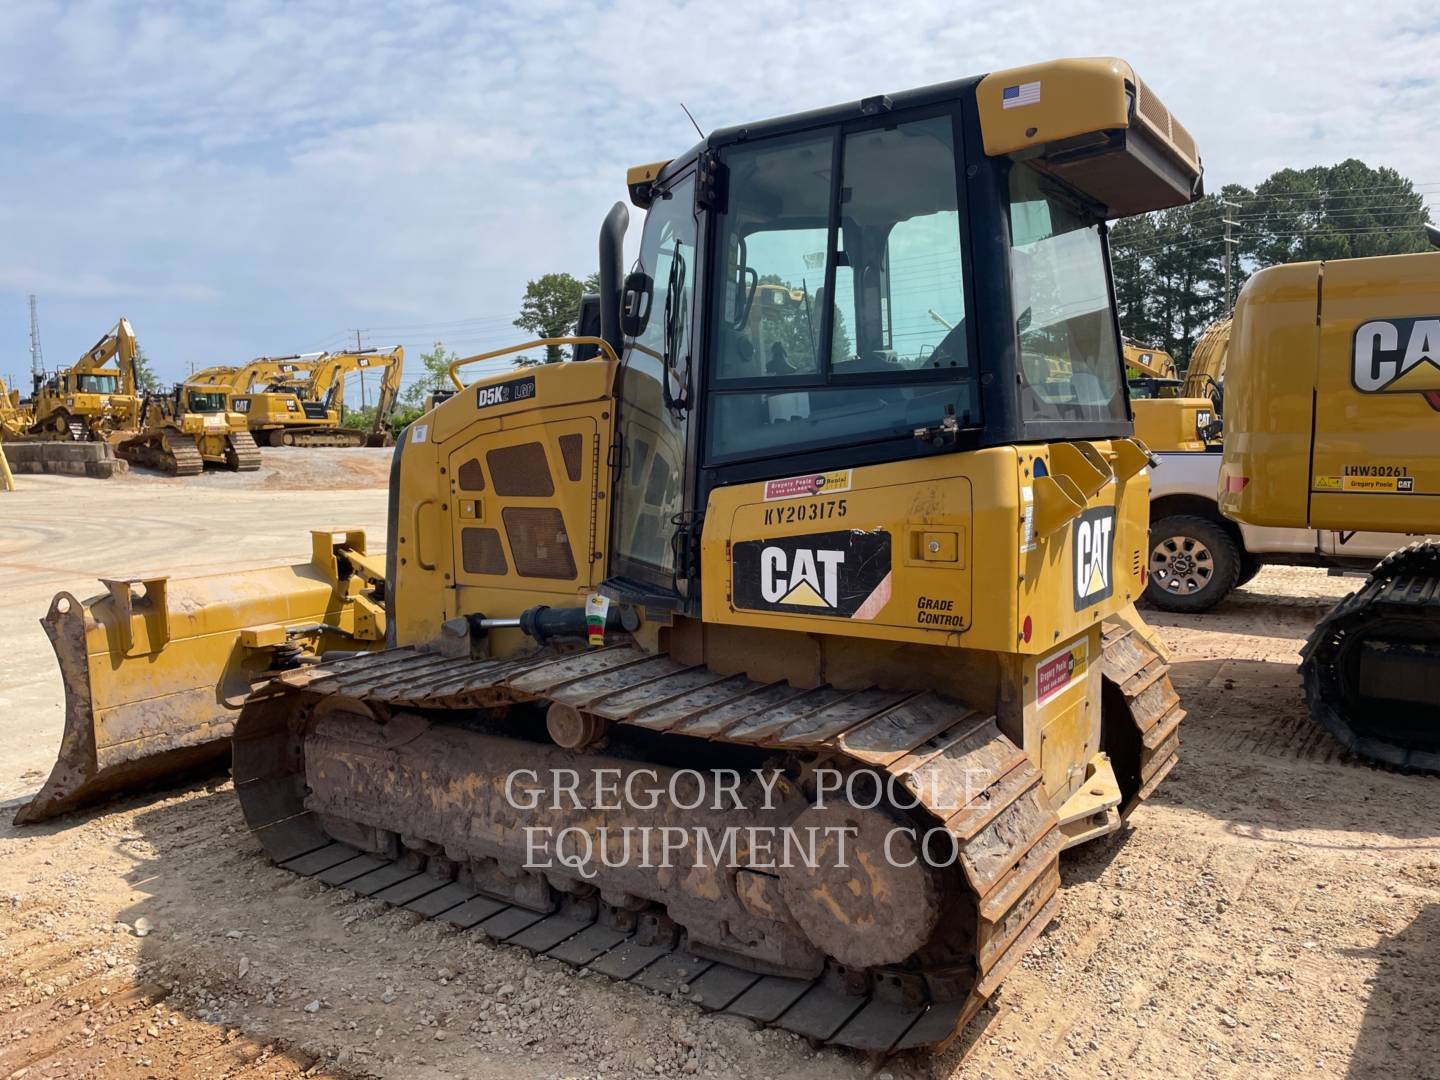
2 465 1438 1079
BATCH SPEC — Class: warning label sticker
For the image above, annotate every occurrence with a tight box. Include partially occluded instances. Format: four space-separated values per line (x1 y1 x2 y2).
1036 640 1089 706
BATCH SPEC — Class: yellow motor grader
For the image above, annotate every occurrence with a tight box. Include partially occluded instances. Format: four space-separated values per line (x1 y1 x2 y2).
20 57 1196 1054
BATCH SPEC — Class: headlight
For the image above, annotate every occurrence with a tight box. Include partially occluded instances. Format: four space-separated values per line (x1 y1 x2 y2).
66 397 75 407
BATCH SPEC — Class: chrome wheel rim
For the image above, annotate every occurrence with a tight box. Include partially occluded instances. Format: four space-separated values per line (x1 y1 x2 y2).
1151 535 1215 596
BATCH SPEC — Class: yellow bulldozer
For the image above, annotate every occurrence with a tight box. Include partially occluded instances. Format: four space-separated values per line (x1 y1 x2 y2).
1 376 33 439
27 318 142 441
117 378 263 475
20 57 1197 1053
233 347 403 447
1221 233 1440 769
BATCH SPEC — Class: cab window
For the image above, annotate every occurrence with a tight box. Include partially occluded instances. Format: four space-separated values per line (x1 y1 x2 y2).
1008 165 1125 423
76 373 120 394
187 391 227 413
705 113 978 464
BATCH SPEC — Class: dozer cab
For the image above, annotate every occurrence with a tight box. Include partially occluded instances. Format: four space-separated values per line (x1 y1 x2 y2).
28 318 142 441
22 57 1198 1055
234 347 403 447
117 380 263 475
1221 232 1440 770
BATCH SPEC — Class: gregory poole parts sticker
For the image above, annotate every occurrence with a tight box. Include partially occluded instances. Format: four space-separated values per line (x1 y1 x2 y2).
763 469 852 501
1036 640 1089 705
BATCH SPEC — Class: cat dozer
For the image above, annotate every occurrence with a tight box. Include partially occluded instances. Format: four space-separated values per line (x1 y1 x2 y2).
225 58 1194 1054
117 380 262 475
15 531 387 824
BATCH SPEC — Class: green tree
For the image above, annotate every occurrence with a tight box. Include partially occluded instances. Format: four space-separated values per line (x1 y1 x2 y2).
401 341 461 408
1242 159 1432 265
1111 160 1432 369
514 272 588 364
132 345 161 392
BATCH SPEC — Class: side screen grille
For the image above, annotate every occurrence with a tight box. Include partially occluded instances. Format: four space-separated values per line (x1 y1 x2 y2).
558 434 584 483
503 507 576 579
460 527 508 575
457 457 486 491
488 442 554 497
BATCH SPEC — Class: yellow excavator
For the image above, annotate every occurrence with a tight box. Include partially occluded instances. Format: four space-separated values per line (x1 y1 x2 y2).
28 318 142 441
1124 337 1218 454
1221 234 1440 769
117 378 263 475
234 347 403 447
190 357 314 401
21 58 1196 1053
1122 339 1178 382
1182 315 1229 406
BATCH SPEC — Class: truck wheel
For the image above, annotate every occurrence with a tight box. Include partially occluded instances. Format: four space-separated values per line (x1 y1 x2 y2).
1145 515 1240 613
1237 552 1264 588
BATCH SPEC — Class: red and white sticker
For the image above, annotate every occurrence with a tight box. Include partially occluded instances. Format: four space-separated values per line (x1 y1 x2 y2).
1036 640 1088 705
763 469 852 501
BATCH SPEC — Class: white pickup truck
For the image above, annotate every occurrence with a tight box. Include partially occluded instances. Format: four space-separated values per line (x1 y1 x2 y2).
1144 450 1407 612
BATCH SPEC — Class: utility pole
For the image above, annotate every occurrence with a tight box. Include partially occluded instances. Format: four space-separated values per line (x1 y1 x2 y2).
1222 199 1242 309
354 330 367 408
27 295 44 393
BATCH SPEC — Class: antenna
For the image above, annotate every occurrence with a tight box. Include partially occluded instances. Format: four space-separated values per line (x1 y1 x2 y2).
679 102 704 140
28 295 44 378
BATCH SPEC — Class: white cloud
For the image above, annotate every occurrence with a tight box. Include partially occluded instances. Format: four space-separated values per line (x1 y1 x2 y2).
0 0 1435 386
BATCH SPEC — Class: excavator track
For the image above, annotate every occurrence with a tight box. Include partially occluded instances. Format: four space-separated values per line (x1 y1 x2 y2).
117 431 204 476
1301 541 1440 772
234 626 1178 1054
225 430 262 471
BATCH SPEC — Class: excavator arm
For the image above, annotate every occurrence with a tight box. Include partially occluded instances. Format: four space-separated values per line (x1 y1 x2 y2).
75 318 140 395
1181 316 1231 404
1122 339 1178 380
299 347 405 441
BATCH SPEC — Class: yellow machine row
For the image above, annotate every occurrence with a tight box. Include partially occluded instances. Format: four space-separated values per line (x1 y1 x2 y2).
232 347 403 447
1222 243 1440 768
22 57 1196 1054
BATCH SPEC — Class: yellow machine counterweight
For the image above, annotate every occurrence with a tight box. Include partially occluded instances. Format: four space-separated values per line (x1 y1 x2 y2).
1222 243 1440 768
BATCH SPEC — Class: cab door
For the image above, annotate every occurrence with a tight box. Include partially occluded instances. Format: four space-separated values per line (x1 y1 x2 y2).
609 172 697 593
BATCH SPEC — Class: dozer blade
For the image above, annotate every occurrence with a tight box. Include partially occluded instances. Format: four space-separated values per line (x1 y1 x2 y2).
14 529 386 825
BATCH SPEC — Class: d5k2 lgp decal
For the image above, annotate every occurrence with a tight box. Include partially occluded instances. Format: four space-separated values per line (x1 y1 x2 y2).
1073 507 1116 611
732 529 891 619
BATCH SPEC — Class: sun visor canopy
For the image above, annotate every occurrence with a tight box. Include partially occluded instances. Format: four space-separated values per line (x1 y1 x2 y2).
977 58 1203 218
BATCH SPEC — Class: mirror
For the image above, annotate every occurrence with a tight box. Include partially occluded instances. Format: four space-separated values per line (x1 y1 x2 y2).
620 270 654 338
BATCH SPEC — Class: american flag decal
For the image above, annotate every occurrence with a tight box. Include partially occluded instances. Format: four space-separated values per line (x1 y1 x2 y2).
1001 81 1041 109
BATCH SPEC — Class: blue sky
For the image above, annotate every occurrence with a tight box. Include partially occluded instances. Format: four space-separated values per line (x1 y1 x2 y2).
2 0 1437 400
